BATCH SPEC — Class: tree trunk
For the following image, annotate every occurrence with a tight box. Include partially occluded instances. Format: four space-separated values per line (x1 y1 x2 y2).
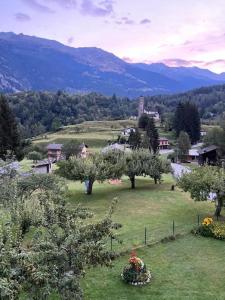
130 176 135 189
215 197 223 217
154 177 157 184
87 180 93 195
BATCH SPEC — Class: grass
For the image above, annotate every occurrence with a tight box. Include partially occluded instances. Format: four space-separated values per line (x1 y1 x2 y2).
67 175 215 252
82 234 225 300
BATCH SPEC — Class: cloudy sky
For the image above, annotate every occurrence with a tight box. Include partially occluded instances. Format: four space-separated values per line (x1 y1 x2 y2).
1 0 225 73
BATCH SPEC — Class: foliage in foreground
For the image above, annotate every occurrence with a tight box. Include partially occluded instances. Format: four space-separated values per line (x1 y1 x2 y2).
0 169 119 299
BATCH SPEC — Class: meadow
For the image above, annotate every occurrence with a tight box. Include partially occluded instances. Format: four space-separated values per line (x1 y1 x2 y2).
21 120 225 299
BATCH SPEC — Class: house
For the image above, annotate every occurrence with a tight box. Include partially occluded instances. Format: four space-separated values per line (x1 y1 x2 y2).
47 143 63 162
200 130 207 137
79 143 89 158
102 143 131 153
158 137 169 150
32 160 52 174
121 127 136 137
187 149 199 162
198 145 218 165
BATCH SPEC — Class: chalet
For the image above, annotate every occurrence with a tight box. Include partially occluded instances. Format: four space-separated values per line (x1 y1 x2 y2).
158 137 169 150
198 145 218 165
187 149 199 162
32 160 52 174
47 143 63 162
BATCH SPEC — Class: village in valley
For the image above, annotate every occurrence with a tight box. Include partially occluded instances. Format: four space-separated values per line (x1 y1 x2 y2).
1 1 225 299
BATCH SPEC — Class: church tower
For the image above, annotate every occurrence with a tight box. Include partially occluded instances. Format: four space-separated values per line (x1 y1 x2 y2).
138 96 144 118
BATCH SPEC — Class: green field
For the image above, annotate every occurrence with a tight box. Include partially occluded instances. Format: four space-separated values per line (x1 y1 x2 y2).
65 174 225 300
19 120 225 299
82 235 225 300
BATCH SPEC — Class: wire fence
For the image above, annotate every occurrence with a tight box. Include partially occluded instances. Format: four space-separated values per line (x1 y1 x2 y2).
107 214 223 253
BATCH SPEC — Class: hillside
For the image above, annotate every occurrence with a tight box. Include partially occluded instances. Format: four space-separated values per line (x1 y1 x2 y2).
6 84 225 138
1 32 225 97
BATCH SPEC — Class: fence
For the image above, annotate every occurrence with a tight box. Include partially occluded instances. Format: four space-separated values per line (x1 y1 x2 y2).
107 214 223 253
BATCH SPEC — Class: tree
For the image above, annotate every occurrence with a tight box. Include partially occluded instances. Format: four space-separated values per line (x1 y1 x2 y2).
62 140 80 160
27 151 42 162
173 101 200 144
0 171 119 299
0 94 23 160
128 128 141 149
141 132 150 149
124 149 147 189
178 166 225 217
146 118 159 154
177 131 191 161
144 156 171 184
56 152 124 195
138 114 150 129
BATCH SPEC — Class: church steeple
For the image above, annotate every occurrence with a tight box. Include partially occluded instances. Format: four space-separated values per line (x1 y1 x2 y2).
138 96 144 118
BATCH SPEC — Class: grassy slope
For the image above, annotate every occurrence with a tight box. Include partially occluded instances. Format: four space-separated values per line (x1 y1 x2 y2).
67 175 214 252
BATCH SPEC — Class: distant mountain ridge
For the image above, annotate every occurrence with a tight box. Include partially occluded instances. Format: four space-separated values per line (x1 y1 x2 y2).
0 32 225 97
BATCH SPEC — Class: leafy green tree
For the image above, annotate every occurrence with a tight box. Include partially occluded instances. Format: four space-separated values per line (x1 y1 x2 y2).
128 128 141 149
146 118 159 154
0 171 119 299
27 151 42 162
124 149 147 189
177 131 191 161
0 94 23 160
138 114 150 129
178 166 225 217
144 156 171 184
57 152 124 195
62 140 80 160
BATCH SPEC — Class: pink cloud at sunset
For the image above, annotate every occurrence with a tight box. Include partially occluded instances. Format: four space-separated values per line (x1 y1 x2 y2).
1 0 225 73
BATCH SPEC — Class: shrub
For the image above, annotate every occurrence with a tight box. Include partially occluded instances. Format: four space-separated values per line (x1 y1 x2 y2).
194 217 225 240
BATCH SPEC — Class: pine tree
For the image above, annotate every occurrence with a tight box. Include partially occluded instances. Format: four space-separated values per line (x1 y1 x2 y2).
146 118 159 154
177 131 191 161
138 114 150 129
128 128 141 149
173 101 200 144
0 94 23 160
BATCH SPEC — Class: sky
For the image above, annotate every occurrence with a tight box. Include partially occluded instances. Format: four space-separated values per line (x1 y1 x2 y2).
1 0 225 73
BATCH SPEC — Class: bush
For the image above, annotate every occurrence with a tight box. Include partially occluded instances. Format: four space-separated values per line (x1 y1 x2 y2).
194 217 225 240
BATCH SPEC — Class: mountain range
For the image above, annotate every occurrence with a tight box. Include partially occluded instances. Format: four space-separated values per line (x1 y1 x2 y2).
1 32 225 97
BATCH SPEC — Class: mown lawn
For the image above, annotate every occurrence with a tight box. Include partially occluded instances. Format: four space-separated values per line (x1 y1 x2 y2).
82 234 225 300
67 175 216 252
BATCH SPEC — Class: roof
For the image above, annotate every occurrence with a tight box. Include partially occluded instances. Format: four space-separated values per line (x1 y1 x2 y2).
198 145 218 155
159 137 169 141
102 143 131 153
189 149 199 156
47 143 63 150
33 159 52 167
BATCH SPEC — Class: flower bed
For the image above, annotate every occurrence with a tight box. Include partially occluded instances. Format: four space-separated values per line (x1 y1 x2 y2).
194 217 225 240
121 251 151 286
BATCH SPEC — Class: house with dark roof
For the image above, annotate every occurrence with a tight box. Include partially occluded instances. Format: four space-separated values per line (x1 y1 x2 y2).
198 145 218 165
47 143 63 162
